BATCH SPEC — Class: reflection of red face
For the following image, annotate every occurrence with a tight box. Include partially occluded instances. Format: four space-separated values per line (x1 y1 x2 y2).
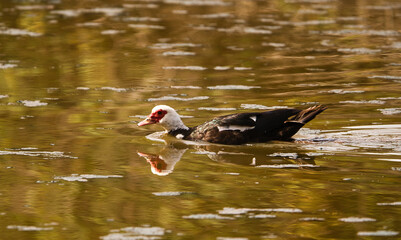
138 109 167 126
148 158 167 173
137 152 167 173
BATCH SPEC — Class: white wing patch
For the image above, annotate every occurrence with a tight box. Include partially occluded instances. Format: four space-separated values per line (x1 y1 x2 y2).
250 116 257 122
217 125 255 132
176 134 184 139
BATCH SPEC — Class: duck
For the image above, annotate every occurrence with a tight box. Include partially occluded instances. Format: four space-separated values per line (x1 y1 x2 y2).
138 104 327 145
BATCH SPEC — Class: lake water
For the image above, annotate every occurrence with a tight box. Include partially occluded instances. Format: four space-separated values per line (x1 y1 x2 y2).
0 0 400 239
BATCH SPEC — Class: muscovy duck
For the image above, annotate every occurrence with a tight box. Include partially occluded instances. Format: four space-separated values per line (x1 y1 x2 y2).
138 105 327 145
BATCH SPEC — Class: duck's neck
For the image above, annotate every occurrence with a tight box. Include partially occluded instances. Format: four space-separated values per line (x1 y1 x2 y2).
160 113 189 132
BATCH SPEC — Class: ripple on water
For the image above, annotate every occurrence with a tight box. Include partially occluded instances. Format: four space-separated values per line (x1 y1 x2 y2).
317 29 401 36
129 24 165 29
162 66 207 70
54 174 123 182
338 217 376 222
147 96 209 101
163 0 231 6
99 87 129 92
241 104 288 110
218 207 303 215
7 225 54 231
357 230 399 237
100 226 166 240
162 51 196 56
0 28 42 37
19 100 48 107
51 8 124 17
150 43 201 49
207 85 261 90
256 164 319 169
0 150 77 159
378 108 401 115
198 107 237 111
337 48 381 54
340 100 385 104
182 214 235 220
299 217 325 221
377 202 401 206
0 63 17 69
152 191 194 196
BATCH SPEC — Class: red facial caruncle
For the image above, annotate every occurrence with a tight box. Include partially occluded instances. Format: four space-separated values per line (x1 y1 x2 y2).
138 109 167 126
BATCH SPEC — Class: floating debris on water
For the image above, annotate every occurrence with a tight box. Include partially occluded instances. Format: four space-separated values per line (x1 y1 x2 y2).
339 217 376 222
357 230 399 237
54 174 123 182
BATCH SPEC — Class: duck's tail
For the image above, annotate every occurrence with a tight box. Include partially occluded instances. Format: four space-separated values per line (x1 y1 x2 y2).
288 105 328 124
277 105 327 140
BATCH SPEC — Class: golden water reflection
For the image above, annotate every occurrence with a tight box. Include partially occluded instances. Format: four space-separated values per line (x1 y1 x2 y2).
1 0 401 239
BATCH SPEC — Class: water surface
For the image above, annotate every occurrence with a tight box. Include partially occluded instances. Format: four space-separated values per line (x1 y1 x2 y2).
0 0 401 239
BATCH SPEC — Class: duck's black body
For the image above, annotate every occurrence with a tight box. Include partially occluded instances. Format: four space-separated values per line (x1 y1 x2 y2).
167 105 327 145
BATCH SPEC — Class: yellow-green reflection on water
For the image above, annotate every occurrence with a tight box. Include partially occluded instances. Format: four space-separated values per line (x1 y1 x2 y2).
0 0 401 239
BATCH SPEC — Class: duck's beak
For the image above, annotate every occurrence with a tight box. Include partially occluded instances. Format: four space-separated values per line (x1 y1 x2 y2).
138 117 157 126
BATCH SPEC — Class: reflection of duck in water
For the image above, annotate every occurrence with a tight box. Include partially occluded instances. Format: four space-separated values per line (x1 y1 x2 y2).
137 147 187 176
138 144 318 175
138 105 327 145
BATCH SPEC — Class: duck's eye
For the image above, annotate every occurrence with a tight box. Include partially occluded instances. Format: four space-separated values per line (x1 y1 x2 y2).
157 111 163 115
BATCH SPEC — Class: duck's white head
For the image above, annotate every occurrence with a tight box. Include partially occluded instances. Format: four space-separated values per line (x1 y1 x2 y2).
138 105 188 131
